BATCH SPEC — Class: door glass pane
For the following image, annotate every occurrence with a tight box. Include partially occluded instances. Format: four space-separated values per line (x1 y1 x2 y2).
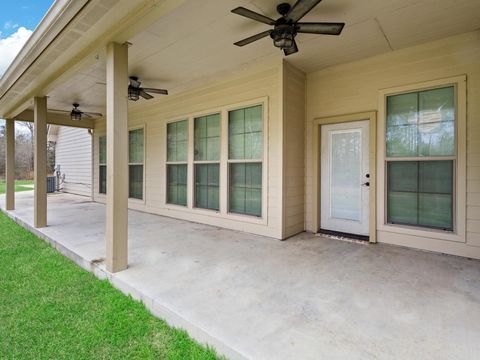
330 131 361 221
129 164 143 199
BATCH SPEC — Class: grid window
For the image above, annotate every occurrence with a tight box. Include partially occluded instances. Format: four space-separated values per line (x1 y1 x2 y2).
166 120 188 206
129 128 144 200
194 114 220 210
386 86 455 231
99 135 107 194
228 105 263 217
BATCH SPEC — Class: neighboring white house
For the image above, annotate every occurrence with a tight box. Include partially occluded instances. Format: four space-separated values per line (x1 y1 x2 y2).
48 125 92 197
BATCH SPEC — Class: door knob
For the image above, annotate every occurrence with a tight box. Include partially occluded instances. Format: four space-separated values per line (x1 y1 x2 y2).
362 182 370 187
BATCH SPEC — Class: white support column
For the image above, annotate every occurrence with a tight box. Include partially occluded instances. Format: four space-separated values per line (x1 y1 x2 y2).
5 119 15 210
105 42 129 273
34 96 47 228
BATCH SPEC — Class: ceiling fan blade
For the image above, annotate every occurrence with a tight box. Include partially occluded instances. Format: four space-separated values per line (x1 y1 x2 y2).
142 88 168 95
231 7 276 25
83 111 103 117
283 40 299 56
234 30 272 47
139 90 154 100
296 22 345 35
48 108 71 114
129 78 141 88
286 0 323 23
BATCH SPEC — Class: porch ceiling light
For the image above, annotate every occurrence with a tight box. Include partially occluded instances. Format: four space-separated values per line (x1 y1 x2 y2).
270 25 295 49
128 85 140 101
70 109 82 121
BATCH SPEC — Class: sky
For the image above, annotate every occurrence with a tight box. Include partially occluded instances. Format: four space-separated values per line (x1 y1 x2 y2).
0 0 54 77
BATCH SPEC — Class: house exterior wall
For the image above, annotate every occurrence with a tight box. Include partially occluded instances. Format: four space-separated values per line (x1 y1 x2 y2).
94 61 285 238
305 30 480 259
282 62 306 238
55 126 92 197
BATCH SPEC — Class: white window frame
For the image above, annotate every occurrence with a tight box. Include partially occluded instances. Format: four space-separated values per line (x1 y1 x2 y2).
163 97 268 225
377 75 466 243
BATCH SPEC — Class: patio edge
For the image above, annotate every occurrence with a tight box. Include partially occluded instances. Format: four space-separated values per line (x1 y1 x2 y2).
0 206 247 360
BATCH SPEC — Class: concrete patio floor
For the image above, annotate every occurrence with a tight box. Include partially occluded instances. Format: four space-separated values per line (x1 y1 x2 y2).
1 191 480 360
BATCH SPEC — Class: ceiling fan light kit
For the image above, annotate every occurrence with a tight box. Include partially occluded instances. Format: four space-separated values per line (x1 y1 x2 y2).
128 76 168 102
232 0 345 56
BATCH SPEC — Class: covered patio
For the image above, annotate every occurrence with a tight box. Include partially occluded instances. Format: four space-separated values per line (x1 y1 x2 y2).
2 191 479 360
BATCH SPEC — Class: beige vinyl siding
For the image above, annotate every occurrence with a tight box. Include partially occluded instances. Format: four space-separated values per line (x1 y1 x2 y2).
306 30 480 258
55 126 92 197
282 61 306 238
94 61 284 238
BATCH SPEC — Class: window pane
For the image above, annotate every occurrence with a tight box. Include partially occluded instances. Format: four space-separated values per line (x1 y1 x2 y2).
195 164 219 210
386 86 455 157
129 128 144 163
129 164 143 199
418 161 453 194
386 124 417 157
167 120 188 162
99 165 107 194
99 136 107 164
229 105 262 160
167 164 187 206
419 194 452 229
387 92 418 126
388 161 418 192
418 121 454 156
419 87 454 123
229 163 262 217
387 160 453 230
388 191 418 225
194 114 220 161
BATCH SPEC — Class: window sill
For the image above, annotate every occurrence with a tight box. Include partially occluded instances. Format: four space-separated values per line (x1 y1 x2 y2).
378 223 465 243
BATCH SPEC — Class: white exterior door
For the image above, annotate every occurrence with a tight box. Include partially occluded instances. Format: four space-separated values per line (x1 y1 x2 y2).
321 120 370 236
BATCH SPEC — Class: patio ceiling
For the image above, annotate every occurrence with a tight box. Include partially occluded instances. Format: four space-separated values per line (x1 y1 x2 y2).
6 0 480 117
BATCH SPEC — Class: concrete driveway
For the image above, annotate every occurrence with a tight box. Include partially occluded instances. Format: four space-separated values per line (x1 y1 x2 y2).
2 191 480 360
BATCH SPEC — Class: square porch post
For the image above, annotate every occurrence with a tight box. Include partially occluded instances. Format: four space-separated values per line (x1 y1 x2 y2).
105 42 129 273
34 96 47 228
5 119 15 210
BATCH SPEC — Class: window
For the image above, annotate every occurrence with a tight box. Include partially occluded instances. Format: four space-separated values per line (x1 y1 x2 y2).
386 86 455 230
129 128 144 200
166 120 188 206
228 105 263 217
194 114 220 210
99 135 107 194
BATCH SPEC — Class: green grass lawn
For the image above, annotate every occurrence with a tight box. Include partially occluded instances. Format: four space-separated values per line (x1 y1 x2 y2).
0 212 221 359
0 180 34 194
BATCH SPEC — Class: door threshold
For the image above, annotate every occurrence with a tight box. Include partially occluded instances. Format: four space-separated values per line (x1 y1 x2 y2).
318 229 370 243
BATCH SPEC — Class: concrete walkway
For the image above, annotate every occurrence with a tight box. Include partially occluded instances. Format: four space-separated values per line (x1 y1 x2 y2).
2 191 480 360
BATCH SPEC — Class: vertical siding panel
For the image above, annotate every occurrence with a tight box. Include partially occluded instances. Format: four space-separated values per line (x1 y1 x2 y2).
55 126 92 197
